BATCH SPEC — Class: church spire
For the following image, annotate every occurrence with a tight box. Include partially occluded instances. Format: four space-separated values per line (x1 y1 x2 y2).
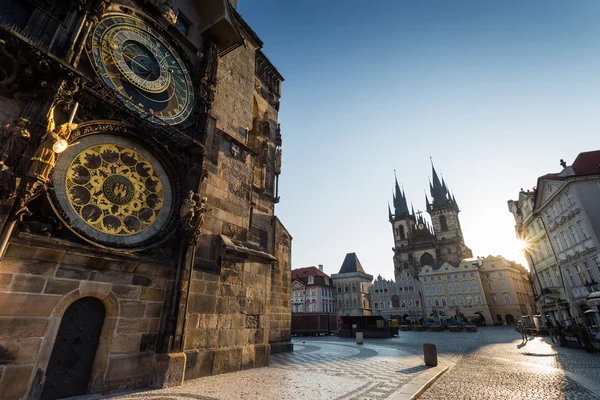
429 158 449 206
393 171 409 217
388 202 393 221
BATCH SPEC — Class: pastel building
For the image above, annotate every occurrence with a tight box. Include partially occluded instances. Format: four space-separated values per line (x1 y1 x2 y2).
291 266 336 313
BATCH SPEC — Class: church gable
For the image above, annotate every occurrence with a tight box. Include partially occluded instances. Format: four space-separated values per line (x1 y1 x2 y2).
537 179 566 207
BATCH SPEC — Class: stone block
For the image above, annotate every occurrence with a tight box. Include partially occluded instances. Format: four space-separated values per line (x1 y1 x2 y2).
139 287 164 302
120 301 146 318
189 294 216 314
1 258 56 277
111 334 140 354
117 318 149 334
235 329 249 347
55 267 89 280
254 343 270 367
185 329 205 349
0 317 48 338
217 314 232 330
145 303 163 318
0 293 61 317
206 329 219 348
148 318 160 334
0 273 12 290
105 353 153 381
0 338 42 364
44 278 79 295
241 345 255 370
231 313 246 328
0 364 33 400
139 333 157 352
184 349 214 380
10 275 46 293
212 348 241 375
111 284 141 299
132 274 152 286
217 329 235 347
90 271 132 285
151 352 186 388
79 280 112 296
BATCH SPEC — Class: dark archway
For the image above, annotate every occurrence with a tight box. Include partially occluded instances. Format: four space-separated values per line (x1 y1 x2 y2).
41 297 106 400
505 314 515 325
440 215 448 231
496 314 502 325
420 252 434 267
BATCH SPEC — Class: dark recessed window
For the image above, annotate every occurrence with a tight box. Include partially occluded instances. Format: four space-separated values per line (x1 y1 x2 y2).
175 11 191 36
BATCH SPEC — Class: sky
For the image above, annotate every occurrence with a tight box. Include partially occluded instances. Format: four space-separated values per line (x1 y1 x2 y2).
238 0 600 280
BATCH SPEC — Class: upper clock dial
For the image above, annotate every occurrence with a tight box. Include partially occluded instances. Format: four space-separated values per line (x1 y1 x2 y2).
89 15 194 125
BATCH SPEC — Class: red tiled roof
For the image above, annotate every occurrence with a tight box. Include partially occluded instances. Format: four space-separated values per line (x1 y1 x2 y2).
571 150 600 176
291 266 329 279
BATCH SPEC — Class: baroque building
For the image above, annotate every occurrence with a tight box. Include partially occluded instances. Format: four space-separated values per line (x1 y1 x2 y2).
508 190 569 323
291 265 335 313
0 1 291 399
390 163 472 278
332 253 373 317
419 260 492 325
532 151 600 323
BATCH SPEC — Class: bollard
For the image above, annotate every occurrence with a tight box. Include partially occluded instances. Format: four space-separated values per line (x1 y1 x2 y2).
356 332 364 345
423 343 437 366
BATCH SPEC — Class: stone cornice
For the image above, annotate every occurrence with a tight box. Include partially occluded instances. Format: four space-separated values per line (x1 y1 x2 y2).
546 208 581 232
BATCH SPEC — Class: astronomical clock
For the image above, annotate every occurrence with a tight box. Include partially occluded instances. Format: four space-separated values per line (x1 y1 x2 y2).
48 10 194 249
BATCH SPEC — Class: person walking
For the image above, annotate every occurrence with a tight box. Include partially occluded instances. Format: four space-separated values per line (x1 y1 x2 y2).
545 319 557 344
517 320 527 342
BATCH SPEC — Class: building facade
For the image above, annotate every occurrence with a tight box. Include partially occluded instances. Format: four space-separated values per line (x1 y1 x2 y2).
419 260 493 325
508 191 569 323
369 272 423 322
0 1 291 399
332 253 373 316
478 256 535 325
390 164 472 279
291 266 335 313
533 151 600 322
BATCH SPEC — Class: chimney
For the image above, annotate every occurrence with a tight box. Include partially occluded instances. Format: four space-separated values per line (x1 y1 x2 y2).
318 264 323 272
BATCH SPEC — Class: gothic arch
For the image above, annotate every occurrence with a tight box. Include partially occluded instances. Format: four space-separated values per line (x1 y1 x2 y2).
420 252 434 267
440 215 448 231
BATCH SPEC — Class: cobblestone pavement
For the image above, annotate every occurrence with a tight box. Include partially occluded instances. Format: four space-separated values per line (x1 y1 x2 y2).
105 339 428 400
413 326 600 400
102 327 600 400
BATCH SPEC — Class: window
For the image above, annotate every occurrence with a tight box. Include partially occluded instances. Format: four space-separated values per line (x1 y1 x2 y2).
583 261 593 284
500 281 507 289
345 285 349 293
308 276 314 284
454 274 458 279
568 225 577 244
458 296 464 306
423 277 428 282
415 299 420 307
441 297 447 306
440 215 448 231
401 300 406 308
464 283 470 292
566 190 574 205
576 264 586 285
547 271 554 287
473 282 479 291
448 284 454 293
470 272 475 278
488 282 494 291
451 297 457 306
399 225 406 239
558 197 565 213
438 284 444 293
498 272 503 277
475 295 482 304
427 298 432 307
434 298 440 307
175 11 191 36
455 283 461 293
467 296 473 305
504 295 511 304
353 299 358 307
553 235 563 252
352 284 357 292
561 230 570 248
447 274 452 280
576 220 588 239
432 285 438 294
337 286 341 293
485 273 490 278
462 273 467 279
345 300 349 307
424 285 430 295
437 276 442 281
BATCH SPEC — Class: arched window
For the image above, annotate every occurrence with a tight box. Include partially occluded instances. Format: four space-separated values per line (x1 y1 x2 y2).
352 283 357 292
345 284 349 293
414 299 419 307
451 296 457 306
440 215 448 231
504 295 511 304
403 262 409 270
424 285 430 295
337 286 341 293
441 297 447 306
458 296 465 305
427 298 432 307
353 298 358 307
500 280 507 289
475 295 482 304
345 300 349 307
467 295 473 305
434 297 440 307
420 252 434 267
401 300 406 308
399 225 406 239
488 282 494 291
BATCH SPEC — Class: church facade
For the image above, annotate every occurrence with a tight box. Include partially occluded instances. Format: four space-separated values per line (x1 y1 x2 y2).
0 1 291 399
389 163 472 278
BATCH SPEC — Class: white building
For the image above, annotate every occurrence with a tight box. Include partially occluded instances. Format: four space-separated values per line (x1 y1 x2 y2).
369 272 423 322
291 265 335 313
533 151 600 324
332 253 373 316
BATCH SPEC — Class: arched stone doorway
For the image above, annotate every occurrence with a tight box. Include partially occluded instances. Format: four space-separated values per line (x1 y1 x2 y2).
505 314 515 325
496 314 502 325
40 297 106 400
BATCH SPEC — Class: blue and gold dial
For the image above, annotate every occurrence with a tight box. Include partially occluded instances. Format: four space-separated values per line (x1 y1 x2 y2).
89 15 194 125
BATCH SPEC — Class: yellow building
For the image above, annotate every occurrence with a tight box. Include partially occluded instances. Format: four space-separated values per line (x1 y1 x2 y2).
419 260 493 325
479 256 536 325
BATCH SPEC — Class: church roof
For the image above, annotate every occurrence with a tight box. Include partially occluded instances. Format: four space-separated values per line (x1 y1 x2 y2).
338 253 365 274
